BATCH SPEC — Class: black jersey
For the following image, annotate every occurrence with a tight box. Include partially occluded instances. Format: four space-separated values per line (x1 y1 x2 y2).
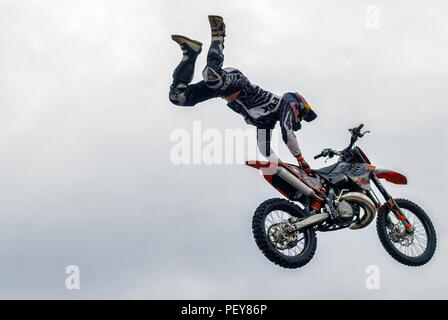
207 67 283 129
170 40 304 160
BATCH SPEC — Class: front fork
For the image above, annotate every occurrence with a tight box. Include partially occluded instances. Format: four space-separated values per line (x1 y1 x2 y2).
371 174 414 233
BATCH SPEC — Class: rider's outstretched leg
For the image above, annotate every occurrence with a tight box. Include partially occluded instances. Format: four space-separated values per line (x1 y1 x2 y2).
169 35 203 106
209 15 225 48
202 15 226 88
169 34 220 106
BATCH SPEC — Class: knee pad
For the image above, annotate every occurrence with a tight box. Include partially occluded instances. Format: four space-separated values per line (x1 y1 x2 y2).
202 66 223 89
169 88 187 106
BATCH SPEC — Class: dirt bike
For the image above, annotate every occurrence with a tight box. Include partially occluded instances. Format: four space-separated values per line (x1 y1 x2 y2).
247 124 437 268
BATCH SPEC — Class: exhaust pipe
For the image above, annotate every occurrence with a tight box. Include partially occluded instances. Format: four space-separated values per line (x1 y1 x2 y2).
275 166 316 198
339 192 377 230
289 192 377 232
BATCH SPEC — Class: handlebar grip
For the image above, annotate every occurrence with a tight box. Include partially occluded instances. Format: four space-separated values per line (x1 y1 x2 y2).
314 153 323 160
353 123 364 135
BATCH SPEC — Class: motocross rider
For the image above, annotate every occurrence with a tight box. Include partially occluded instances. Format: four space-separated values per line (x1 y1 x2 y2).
169 15 317 174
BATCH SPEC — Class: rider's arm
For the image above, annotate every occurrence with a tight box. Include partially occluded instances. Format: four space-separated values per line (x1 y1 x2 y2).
280 122 302 158
279 112 312 174
279 104 302 157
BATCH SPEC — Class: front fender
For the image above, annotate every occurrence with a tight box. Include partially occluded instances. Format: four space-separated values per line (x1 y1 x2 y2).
374 168 407 185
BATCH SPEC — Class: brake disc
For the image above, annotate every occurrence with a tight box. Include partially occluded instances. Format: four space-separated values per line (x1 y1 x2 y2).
389 223 414 246
267 222 298 250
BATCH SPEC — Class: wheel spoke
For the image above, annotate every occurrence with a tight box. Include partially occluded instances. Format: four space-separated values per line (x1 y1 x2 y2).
264 209 307 257
387 206 429 258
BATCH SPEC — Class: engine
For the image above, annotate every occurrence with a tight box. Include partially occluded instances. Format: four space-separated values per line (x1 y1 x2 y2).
337 200 355 220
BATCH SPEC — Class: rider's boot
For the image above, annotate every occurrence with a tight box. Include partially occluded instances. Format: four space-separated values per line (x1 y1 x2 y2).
170 35 203 88
208 15 225 49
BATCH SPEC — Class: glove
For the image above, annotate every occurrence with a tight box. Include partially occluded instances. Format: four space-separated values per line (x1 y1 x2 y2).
297 155 312 175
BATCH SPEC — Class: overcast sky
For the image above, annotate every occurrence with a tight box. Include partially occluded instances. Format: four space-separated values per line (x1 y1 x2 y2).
0 0 447 299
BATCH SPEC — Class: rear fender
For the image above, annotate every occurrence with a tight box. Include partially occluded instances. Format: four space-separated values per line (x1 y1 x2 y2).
245 160 278 175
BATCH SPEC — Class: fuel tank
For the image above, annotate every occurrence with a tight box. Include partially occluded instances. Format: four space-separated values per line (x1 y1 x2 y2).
314 162 376 190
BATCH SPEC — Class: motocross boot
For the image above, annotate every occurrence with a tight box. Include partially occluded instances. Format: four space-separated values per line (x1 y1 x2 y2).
171 35 203 61
208 15 225 48
171 35 203 89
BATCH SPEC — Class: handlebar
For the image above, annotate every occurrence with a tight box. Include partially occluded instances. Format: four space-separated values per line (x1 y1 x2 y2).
314 148 341 160
349 123 364 136
349 123 369 138
315 124 369 161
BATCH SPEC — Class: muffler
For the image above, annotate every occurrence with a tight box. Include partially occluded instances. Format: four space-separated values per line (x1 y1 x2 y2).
275 166 316 198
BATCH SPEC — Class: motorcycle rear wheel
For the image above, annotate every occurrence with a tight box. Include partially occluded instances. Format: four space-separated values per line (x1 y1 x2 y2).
376 198 437 266
252 198 317 269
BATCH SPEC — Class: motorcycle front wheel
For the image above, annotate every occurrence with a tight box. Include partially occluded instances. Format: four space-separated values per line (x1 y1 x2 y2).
252 198 317 269
376 198 437 266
